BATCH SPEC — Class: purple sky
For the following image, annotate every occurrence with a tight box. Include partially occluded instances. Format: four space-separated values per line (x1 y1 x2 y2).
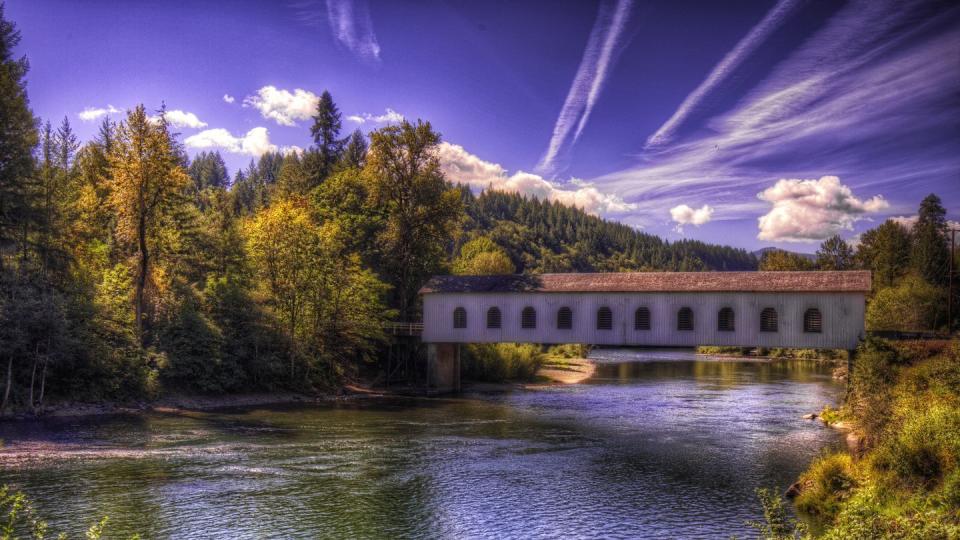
8 0 959 251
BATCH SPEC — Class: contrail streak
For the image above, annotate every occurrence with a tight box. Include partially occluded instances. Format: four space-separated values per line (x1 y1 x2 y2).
537 0 633 176
644 0 801 148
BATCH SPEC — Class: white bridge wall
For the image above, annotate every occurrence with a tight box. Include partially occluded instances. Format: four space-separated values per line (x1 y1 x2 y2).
422 292 865 349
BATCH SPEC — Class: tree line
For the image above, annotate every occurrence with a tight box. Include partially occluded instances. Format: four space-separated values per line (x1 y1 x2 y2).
759 193 957 333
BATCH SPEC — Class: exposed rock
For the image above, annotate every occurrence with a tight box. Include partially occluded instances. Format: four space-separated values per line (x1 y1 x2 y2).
785 480 810 499
802 413 817 420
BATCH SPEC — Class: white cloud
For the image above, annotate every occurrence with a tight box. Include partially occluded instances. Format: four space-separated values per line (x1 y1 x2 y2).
437 142 635 216
890 215 960 231
756 176 889 242
78 105 121 122
223 94 235 104
536 0 632 175
184 127 288 157
151 110 207 129
346 108 403 125
670 204 714 233
242 86 319 126
326 0 381 62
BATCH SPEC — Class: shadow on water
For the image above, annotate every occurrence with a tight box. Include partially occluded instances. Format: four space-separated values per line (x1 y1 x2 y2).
0 349 844 539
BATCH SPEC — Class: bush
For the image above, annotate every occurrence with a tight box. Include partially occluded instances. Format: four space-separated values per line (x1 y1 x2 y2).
462 343 545 382
872 404 960 489
747 487 807 539
795 453 858 519
545 344 589 360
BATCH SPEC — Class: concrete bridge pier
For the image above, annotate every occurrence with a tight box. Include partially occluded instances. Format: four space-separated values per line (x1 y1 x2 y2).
426 343 461 394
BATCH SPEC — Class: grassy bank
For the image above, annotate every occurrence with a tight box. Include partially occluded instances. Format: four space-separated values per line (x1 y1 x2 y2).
755 338 960 538
461 344 590 383
696 346 848 361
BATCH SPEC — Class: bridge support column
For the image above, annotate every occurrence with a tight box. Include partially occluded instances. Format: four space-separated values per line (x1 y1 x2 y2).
426 343 461 395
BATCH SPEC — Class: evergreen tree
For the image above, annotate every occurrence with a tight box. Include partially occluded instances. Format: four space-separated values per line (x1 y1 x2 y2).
911 194 950 285
55 116 79 171
0 4 37 267
309 90 345 182
816 235 854 270
758 249 815 271
341 129 368 169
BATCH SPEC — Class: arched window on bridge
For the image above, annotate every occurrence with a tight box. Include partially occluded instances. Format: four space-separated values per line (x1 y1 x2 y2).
677 307 694 331
760 308 778 332
453 307 467 329
486 307 502 329
521 307 537 329
804 308 822 333
557 307 572 330
718 307 735 332
597 307 613 330
634 307 650 330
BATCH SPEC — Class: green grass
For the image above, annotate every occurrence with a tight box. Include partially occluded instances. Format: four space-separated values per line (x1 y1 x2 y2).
462 343 546 382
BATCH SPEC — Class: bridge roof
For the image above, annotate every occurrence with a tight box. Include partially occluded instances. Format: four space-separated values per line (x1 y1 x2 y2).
419 271 871 294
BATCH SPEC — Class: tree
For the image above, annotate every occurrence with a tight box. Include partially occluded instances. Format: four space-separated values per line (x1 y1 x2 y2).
866 274 945 332
0 4 38 268
187 151 229 193
453 236 515 275
856 220 911 289
108 105 190 344
911 194 950 285
759 249 815 271
341 129 368 169
365 120 463 319
309 90 344 182
816 235 855 270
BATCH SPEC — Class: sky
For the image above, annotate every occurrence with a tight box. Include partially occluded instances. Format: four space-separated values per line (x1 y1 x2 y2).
7 0 960 252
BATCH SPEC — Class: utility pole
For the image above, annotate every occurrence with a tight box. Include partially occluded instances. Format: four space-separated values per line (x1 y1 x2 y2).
950 228 957 335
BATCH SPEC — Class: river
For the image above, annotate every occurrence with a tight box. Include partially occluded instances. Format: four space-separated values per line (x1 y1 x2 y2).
0 349 843 539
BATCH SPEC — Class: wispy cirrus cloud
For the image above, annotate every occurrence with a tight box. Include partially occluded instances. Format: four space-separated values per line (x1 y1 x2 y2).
594 0 960 235
438 142 636 216
536 0 633 176
292 0 381 63
644 0 802 148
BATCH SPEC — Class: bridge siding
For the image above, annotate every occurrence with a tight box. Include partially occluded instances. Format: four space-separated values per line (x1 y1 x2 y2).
421 292 865 349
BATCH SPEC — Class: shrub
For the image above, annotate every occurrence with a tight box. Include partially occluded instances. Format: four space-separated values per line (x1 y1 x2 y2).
872 404 960 489
747 487 807 539
795 453 858 519
462 343 545 382
819 405 842 425
545 344 589 360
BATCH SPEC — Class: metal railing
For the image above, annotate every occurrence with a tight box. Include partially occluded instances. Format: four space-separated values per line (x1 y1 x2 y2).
382 322 424 336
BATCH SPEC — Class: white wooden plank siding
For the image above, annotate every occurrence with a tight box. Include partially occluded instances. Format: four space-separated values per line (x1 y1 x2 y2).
419 272 869 349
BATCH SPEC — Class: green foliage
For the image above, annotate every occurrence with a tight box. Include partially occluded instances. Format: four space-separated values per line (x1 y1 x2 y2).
794 453 857 518
545 344 589 359
748 487 808 540
759 249 815 271
818 405 842 425
452 236 515 275
462 343 545 382
866 274 945 332
816 235 855 270
910 194 950 286
309 90 345 181
0 485 138 540
856 220 911 289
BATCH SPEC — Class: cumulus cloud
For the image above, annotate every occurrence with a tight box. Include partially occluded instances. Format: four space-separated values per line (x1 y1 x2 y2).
756 176 888 242
890 215 960 231
346 108 403 125
437 142 635 215
243 86 319 126
78 105 121 122
670 204 714 233
223 94 235 104
184 127 289 157
150 110 207 129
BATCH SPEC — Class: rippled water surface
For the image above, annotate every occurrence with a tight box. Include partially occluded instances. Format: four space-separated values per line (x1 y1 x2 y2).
0 350 843 539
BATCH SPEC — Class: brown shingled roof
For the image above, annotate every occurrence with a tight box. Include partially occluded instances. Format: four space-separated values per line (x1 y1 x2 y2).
419 271 872 294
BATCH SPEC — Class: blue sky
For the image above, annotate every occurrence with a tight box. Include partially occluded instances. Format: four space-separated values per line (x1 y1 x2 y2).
7 0 959 252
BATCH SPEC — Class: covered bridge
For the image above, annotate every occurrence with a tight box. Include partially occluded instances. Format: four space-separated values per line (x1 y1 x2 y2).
418 271 871 383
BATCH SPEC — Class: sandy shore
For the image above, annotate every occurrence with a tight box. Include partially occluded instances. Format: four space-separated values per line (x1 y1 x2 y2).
527 357 596 387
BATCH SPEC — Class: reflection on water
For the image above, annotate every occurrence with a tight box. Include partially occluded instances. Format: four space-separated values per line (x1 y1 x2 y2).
0 349 843 539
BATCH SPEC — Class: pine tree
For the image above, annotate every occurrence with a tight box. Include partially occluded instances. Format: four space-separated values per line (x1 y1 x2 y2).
0 4 38 268
309 90 344 182
341 129 368 169
911 194 949 285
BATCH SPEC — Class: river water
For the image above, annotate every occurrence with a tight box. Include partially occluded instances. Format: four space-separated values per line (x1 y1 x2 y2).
0 350 843 539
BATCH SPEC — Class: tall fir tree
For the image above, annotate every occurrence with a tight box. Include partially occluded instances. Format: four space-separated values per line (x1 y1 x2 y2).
911 194 949 285
341 129 368 169
0 3 38 267
309 90 344 182
816 235 855 270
